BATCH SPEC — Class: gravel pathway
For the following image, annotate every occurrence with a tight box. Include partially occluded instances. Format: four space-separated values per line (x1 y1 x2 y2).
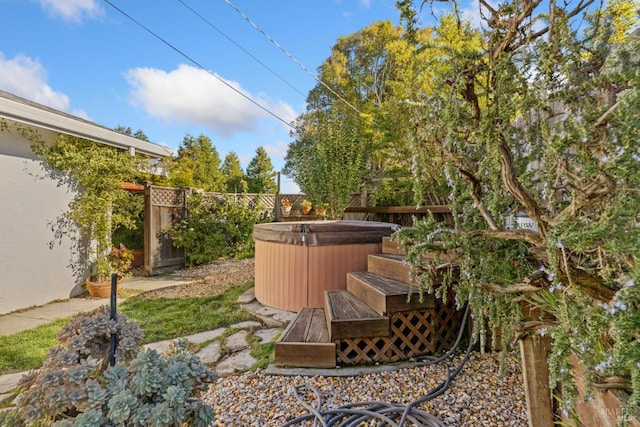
138 258 528 426
205 351 528 426
140 258 255 298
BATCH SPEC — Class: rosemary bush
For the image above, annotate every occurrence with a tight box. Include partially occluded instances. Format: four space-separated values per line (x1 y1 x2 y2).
395 0 639 422
0 306 215 426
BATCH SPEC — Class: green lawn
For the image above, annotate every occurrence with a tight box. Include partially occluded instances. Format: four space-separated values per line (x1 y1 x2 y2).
0 318 69 375
0 281 255 375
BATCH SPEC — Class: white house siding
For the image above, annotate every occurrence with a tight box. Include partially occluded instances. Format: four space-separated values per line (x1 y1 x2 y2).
0 123 82 314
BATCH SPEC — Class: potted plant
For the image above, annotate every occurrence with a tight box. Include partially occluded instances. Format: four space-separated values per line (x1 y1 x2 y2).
280 198 292 217
86 246 134 297
300 199 313 215
313 202 328 217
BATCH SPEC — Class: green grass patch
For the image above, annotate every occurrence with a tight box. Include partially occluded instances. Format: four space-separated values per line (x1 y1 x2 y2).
0 318 69 375
118 282 255 344
250 341 277 370
0 282 256 375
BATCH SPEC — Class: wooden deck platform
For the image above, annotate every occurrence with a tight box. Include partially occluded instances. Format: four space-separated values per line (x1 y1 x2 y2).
324 290 389 340
367 253 411 283
274 307 335 368
347 271 434 315
273 236 464 368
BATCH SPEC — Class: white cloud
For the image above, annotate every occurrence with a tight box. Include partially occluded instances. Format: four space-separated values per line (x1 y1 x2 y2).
273 100 297 128
35 0 104 23
0 52 88 117
264 140 290 164
125 64 295 138
460 0 490 29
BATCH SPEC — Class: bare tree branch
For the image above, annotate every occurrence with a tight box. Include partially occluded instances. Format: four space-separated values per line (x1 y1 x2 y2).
446 151 501 230
499 142 548 237
594 100 621 127
549 173 616 225
474 282 543 293
459 228 545 245
489 0 543 59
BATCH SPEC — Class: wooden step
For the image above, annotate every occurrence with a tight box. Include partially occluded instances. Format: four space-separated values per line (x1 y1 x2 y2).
382 237 459 263
368 253 410 284
347 271 434 315
274 307 336 368
382 236 404 255
324 290 389 340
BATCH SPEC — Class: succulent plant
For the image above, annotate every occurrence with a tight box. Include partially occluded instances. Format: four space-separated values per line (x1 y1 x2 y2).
1 306 215 426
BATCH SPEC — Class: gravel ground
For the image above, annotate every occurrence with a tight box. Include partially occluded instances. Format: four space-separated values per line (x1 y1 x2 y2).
138 258 528 426
206 351 528 426
138 258 255 298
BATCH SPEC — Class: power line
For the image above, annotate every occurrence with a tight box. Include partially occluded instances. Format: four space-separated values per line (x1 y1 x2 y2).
223 0 364 116
176 0 306 98
101 0 294 129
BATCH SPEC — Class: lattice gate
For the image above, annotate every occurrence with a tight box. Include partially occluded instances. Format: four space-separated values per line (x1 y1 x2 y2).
335 299 464 365
144 185 187 275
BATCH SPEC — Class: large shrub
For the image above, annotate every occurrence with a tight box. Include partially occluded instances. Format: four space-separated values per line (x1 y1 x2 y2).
166 191 265 266
0 306 215 426
395 0 639 420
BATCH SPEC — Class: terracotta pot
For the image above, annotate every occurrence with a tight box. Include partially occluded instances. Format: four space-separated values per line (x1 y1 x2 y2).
130 249 144 268
281 206 292 217
86 276 122 298
302 206 312 215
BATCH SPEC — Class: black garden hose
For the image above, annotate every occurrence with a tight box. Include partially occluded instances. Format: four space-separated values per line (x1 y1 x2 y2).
283 302 475 427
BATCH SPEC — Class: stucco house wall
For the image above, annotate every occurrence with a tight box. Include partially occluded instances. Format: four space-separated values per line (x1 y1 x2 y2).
0 125 80 314
0 90 170 314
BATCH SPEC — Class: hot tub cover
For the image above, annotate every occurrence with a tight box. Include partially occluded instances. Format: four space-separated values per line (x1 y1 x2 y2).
253 220 399 246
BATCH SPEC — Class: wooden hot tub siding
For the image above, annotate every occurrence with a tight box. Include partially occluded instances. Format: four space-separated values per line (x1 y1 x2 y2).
254 240 382 311
253 221 396 312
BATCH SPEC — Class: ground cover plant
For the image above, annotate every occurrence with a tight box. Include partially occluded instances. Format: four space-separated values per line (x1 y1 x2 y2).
0 306 215 426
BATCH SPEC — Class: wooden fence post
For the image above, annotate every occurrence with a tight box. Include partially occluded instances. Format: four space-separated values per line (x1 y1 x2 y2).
516 320 555 427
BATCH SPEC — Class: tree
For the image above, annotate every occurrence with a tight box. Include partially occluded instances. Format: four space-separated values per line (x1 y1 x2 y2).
31 134 143 282
245 146 277 193
285 20 451 212
170 134 225 191
114 124 149 142
286 105 372 218
395 0 639 419
221 151 247 193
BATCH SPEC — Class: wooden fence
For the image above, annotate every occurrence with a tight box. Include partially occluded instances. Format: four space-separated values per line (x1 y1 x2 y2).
142 184 448 275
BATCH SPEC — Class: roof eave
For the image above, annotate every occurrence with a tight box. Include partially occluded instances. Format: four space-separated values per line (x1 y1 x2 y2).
0 92 172 158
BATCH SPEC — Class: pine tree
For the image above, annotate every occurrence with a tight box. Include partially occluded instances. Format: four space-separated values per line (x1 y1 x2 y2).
171 134 224 191
246 147 277 193
221 151 247 193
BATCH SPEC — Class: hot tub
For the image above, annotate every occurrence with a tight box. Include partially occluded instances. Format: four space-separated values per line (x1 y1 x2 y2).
253 220 397 312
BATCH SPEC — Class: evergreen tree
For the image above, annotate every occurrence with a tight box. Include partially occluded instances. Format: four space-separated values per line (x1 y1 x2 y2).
114 124 149 142
170 134 224 191
221 151 247 193
245 147 277 193
394 0 640 418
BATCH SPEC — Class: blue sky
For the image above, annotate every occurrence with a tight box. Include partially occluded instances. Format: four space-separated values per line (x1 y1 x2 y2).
0 0 426 193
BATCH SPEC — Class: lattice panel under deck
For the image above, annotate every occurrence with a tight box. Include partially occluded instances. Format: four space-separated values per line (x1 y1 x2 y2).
336 301 463 365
